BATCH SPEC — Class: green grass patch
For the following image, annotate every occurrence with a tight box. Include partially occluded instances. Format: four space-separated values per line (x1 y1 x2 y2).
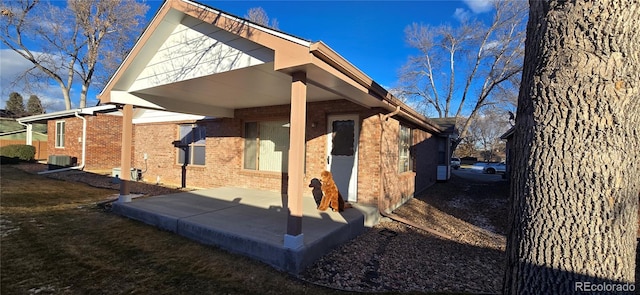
0 166 345 294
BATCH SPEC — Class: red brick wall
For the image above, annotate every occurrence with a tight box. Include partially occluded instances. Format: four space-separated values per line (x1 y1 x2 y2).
357 114 383 206
85 114 126 170
413 129 439 195
133 118 246 189
376 116 414 211
48 117 82 166
132 100 439 211
47 114 126 170
133 122 184 186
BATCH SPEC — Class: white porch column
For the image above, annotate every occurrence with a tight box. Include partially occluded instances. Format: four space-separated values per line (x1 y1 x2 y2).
118 104 134 202
284 71 307 249
25 123 33 146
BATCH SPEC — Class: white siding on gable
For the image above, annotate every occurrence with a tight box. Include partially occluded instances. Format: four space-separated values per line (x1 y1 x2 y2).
130 15 274 92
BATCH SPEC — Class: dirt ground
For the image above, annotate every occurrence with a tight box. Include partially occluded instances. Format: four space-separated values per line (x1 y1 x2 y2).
302 168 640 293
10 164 638 293
301 168 510 293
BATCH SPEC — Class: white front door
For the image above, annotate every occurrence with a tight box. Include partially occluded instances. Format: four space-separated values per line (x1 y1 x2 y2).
326 114 359 202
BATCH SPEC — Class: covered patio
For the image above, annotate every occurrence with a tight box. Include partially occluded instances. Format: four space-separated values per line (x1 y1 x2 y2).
98 0 442 275
112 187 378 274
101 0 409 249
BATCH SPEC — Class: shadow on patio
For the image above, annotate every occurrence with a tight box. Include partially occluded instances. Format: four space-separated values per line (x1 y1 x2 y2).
112 187 378 274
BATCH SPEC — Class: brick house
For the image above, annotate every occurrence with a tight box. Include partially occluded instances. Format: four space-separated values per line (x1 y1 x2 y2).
24 0 454 245
17 107 214 172
17 105 123 171
19 100 448 211
132 100 445 211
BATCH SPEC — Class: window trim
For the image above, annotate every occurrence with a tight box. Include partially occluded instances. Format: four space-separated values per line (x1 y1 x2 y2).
55 120 65 148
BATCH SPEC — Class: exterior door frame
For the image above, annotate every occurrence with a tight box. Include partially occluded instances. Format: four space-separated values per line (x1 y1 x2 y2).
326 114 359 202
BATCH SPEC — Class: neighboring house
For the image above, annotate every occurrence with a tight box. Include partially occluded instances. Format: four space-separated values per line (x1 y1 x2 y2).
500 126 515 180
18 106 212 172
0 109 17 118
17 106 123 170
0 117 48 160
430 117 459 181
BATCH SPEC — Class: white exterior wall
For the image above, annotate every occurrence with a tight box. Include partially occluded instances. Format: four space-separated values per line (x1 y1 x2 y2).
130 15 274 92
132 109 212 124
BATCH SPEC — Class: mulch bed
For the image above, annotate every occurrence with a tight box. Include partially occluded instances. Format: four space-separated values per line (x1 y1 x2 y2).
300 176 508 293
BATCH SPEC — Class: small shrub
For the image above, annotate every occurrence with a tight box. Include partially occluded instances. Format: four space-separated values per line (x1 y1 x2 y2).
0 144 36 162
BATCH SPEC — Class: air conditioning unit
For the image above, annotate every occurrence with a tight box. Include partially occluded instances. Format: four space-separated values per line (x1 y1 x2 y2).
112 167 141 181
48 155 77 170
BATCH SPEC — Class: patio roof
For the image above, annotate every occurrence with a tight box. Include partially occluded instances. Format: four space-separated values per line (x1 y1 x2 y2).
16 105 118 124
98 0 441 133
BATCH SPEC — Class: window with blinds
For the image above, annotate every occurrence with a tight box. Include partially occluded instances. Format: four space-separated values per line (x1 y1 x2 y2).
55 121 65 148
398 125 412 173
244 121 290 172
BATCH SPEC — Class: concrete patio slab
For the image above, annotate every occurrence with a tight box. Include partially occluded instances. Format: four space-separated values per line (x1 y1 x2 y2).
112 187 379 274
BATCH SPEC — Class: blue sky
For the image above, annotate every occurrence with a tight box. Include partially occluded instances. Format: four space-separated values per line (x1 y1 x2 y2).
0 0 497 112
184 0 495 87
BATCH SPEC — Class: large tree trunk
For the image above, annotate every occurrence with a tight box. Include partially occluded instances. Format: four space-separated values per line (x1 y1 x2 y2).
504 1 640 294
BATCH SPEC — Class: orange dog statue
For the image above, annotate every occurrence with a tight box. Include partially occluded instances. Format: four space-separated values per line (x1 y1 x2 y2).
317 170 351 212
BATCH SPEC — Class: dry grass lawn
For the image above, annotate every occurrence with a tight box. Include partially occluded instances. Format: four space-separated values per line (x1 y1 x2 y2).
1 165 349 294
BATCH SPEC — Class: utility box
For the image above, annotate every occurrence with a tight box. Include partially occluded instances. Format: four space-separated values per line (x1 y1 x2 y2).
112 167 141 181
436 165 450 181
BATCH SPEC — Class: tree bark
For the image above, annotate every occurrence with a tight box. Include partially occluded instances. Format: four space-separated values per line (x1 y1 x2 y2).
504 0 640 294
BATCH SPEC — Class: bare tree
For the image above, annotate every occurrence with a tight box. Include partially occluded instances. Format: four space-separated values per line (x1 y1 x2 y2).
454 136 478 158
244 7 279 29
0 0 148 110
466 108 510 162
398 0 526 148
504 0 639 293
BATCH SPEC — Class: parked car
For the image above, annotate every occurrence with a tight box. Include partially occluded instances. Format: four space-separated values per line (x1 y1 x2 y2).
483 162 506 174
450 157 461 170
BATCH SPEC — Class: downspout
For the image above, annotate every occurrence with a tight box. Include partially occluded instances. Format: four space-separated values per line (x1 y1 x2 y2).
74 111 87 170
38 111 86 174
377 107 452 240
16 121 33 146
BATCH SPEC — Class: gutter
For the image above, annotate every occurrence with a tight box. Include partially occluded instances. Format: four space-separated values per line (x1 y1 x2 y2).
379 99 441 134
377 109 452 240
17 105 117 124
310 41 372 90
310 41 442 134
